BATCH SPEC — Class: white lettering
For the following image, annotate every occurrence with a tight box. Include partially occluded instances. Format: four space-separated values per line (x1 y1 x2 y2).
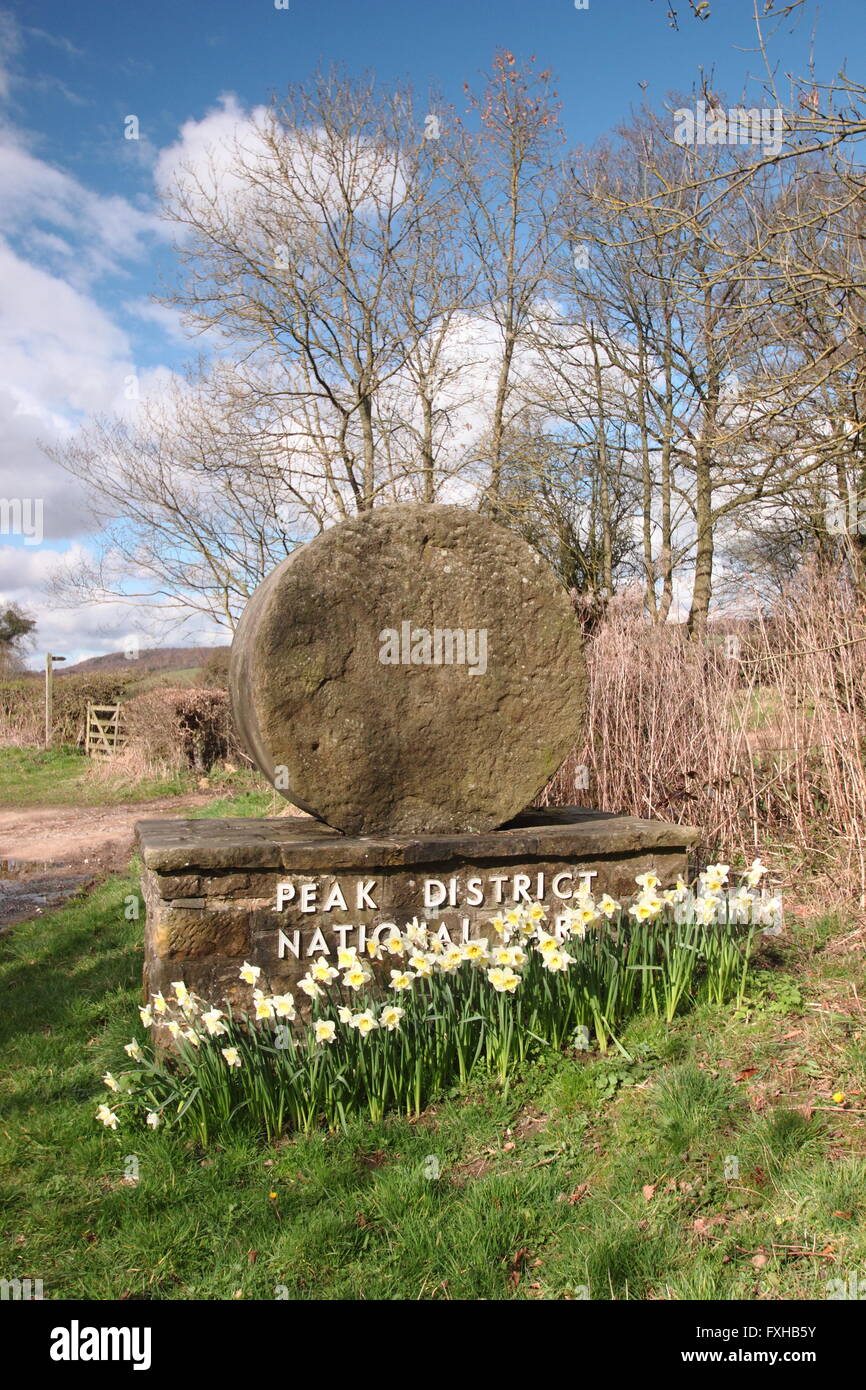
424 878 448 909
277 929 300 959
356 880 378 910
552 873 574 899
465 877 484 906
322 882 348 913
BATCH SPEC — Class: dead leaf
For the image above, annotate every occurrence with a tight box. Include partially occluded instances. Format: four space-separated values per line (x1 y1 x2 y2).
508 1248 530 1288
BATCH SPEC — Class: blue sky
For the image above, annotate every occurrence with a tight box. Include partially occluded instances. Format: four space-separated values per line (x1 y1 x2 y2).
1 0 862 664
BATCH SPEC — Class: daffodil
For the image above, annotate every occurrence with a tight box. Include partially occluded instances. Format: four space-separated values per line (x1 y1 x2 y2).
103 1072 120 1092
383 930 406 956
272 993 296 1019
409 952 432 977
166 1020 182 1039
314 1019 337 1045
745 857 768 888
487 966 520 993
337 946 358 970
403 918 428 947
146 1111 161 1129
343 964 371 991
630 900 653 922
298 975 323 999
152 991 168 1015
489 914 508 938
635 871 660 892
380 1005 405 1031
254 994 275 1021
221 1046 242 1067
504 944 528 968
566 903 600 938
172 980 191 1005
96 1104 119 1130
350 1010 379 1037
310 959 339 984
542 949 573 973
182 1028 202 1047
239 961 261 986
139 1005 153 1028
390 969 413 991
695 894 721 925
526 902 546 924
757 896 783 934
462 938 489 962
598 894 621 918
700 863 730 893
729 887 754 922
337 1006 353 1024
201 1008 227 1037
124 1040 143 1062
439 946 464 973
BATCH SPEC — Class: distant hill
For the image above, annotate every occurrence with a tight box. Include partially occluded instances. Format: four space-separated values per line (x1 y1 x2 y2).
57 646 229 677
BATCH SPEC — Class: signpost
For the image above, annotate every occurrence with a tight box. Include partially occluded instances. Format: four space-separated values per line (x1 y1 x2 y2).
44 653 66 748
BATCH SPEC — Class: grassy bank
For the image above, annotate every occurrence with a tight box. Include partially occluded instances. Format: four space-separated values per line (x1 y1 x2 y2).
1 868 864 1300
0 745 271 809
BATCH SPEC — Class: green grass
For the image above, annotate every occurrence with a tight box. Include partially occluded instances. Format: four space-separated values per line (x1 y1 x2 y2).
0 745 273 809
125 666 202 695
0 746 191 806
731 685 786 733
2 866 865 1299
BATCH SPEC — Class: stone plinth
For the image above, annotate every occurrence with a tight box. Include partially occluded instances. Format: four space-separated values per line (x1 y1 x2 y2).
137 807 700 1024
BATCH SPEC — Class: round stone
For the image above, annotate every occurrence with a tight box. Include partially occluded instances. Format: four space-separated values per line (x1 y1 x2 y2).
229 503 585 836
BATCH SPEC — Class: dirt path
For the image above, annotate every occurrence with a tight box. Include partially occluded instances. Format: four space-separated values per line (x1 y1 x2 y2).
0 794 213 930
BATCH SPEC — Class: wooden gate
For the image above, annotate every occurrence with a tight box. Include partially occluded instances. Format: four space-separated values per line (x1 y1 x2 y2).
86 702 126 757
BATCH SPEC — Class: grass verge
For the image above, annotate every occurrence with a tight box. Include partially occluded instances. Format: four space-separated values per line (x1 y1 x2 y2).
1 872 864 1300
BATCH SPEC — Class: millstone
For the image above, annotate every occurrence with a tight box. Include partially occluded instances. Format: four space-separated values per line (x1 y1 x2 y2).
229 503 585 835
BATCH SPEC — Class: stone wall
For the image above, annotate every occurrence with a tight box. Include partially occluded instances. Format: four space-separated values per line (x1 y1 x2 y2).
138 807 699 1033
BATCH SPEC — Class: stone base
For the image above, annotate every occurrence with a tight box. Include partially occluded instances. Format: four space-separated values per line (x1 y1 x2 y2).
136 807 700 1024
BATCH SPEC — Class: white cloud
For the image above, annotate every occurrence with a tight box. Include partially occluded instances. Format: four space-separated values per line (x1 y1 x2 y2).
154 92 268 218
0 129 166 285
0 9 20 103
121 296 200 345
154 91 408 238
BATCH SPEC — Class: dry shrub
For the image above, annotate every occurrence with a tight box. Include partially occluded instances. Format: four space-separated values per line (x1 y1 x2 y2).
122 687 243 772
542 568 866 903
